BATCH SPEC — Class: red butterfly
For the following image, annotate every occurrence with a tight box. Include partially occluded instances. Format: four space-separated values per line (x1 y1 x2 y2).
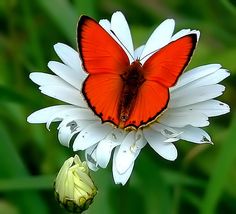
77 15 197 130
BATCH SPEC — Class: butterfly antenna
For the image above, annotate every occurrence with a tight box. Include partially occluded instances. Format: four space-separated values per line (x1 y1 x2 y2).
139 49 158 62
110 30 135 61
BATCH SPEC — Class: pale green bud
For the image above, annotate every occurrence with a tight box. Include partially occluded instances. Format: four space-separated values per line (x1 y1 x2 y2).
54 155 97 213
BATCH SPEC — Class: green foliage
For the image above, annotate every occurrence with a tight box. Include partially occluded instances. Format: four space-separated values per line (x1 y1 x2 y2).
0 0 235 213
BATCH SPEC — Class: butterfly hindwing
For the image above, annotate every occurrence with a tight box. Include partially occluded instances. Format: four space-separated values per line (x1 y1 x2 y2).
82 74 123 125
124 81 169 128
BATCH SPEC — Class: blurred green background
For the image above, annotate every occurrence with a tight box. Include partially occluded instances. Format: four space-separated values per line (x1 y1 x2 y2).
0 0 236 213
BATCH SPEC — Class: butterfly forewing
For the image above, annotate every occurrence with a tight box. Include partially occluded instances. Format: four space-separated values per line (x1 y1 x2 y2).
143 34 197 87
77 16 129 74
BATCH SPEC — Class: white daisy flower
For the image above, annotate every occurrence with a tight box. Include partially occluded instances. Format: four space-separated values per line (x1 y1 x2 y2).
27 11 230 185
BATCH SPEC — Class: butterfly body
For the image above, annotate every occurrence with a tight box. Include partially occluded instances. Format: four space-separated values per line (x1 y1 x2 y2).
119 60 145 126
77 15 197 130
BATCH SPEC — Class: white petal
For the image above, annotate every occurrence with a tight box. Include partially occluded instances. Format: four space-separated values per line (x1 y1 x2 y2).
143 128 177 161
112 147 134 185
99 19 110 31
27 105 74 123
39 85 87 107
132 129 147 151
46 108 96 129
134 45 145 59
159 111 209 127
171 29 200 41
58 119 77 147
169 84 225 108
183 69 229 89
140 19 175 63
48 61 83 90
172 69 229 94
111 11 134 62
52 108 94 121
99 13 134 63
58 118 95 147
171 29 191 40
95 140 117 168
164 137 180 143
169 100 230 117
29 72 66 86
151 123 182 138
73 122 112 150
115 130 146 174
171 64 222 91
96 129 125 168
114 131 136 174
53 43 87 79
177 126 212 144
85 144 99 171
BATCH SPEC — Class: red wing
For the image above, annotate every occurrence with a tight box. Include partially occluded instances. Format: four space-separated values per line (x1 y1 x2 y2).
77 15 129 74
78 16 130 126
143 34 197 87
124 81 169 128
123 34 197 128
78 16 197 129
82 74 123 125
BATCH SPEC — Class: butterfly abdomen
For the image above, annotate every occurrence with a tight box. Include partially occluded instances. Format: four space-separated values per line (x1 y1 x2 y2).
119 60 145 125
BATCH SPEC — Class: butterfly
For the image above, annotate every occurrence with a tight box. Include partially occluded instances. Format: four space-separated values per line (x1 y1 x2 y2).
77 15 197 130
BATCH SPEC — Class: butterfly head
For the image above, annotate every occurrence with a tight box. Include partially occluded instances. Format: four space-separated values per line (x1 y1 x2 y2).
120 113 129 122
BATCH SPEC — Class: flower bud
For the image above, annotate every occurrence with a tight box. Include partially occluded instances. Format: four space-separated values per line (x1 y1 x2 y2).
54 155 97 213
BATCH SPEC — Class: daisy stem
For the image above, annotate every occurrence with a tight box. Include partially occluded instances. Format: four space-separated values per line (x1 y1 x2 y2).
171 175 183 214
